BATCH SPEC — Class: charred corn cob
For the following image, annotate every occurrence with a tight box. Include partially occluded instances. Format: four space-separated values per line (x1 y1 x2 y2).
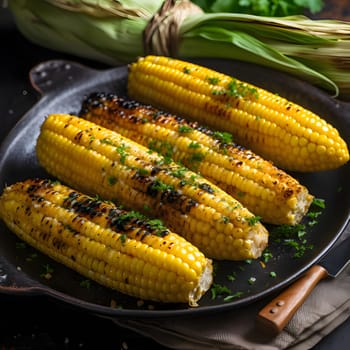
79 92 314 226
36 113 269 261
127 55 349 172
0 178 213 306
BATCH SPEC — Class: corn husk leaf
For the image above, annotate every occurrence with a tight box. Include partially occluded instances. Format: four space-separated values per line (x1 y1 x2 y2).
9 0 350 99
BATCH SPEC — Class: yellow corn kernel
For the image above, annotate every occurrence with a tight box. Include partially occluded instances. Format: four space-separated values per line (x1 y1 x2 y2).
79 92 314 225
0 178 213 306
127 55 349 172
35 114 269 260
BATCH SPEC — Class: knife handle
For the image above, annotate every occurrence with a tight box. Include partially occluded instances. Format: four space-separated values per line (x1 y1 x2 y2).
256 265 329 335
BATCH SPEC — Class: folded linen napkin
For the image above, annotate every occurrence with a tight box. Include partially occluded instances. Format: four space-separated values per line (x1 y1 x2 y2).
115 225 350 350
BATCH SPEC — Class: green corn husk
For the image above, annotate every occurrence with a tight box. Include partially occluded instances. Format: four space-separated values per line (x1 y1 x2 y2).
9 0 350 99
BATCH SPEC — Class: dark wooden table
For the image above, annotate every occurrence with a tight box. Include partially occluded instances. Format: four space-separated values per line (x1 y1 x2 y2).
0 1 349 349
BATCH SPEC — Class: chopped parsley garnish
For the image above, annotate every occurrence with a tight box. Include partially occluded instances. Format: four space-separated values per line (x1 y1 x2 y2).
227 272 237 281
80 279 91 288
178 125 193 133
270 223 313 258
147 219 168 235
149 179 174 192
248 276 256 285
224 291 244 302
16 242 27 249
245 215 262 226
311 197 325 209
40 264 54 279
188 151 205 163
188 141 201 149
169 167 187 179
268 197 325 258
148 140 174 164
206 76 220 85
116 143 128 164
213 131 233 145
212 79 259 99
108 176 118 185
261 248 273 263
25 253 38 262
211 283 231 299
227 79 259 99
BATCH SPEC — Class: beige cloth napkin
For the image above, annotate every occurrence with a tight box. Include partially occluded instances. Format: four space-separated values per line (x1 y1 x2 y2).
114 227 350 350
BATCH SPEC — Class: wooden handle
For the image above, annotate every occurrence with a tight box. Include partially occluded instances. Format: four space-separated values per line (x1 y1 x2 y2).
256 265 329 335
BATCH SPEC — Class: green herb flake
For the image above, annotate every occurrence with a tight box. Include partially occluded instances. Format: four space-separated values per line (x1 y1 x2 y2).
189 151 205 163
148 140 174 163
188 141 201 149
213 131 233 144
210 283 231 299
16 242 27 249
108 176 118 185
307 211 322 220
178 125 193 133
40 264 54 280
80 279 91 288
221 215 230 224
311 197 325 209
119 233 127 244
248 276 256 285
149 179 174 192
25 253 38 262
227 79 259 99
211 283 243 301
227 272 237 282
271 223 313 258
169 167 187 179
224 291 244 302
245 215 262 226
136 168 149 176
116 143 128 164
262 248 273 263
100 138 115 146
207 76 220 85
211 88 224 96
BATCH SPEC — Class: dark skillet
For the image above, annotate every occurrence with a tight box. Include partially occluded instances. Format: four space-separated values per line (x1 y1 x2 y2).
0 58 349 319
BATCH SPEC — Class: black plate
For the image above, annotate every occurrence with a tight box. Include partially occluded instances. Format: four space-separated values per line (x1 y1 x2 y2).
0 59 349 319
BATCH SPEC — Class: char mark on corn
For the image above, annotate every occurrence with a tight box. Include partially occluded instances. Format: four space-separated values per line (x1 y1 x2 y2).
35 113 269 261
0 178 214 306
79 92 314 225
127 55 349 172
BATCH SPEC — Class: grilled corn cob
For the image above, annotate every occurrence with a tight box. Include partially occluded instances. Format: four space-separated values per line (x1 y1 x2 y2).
79 92 314 226
0 178 213 306
127 55 350 172
36 113 269 261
